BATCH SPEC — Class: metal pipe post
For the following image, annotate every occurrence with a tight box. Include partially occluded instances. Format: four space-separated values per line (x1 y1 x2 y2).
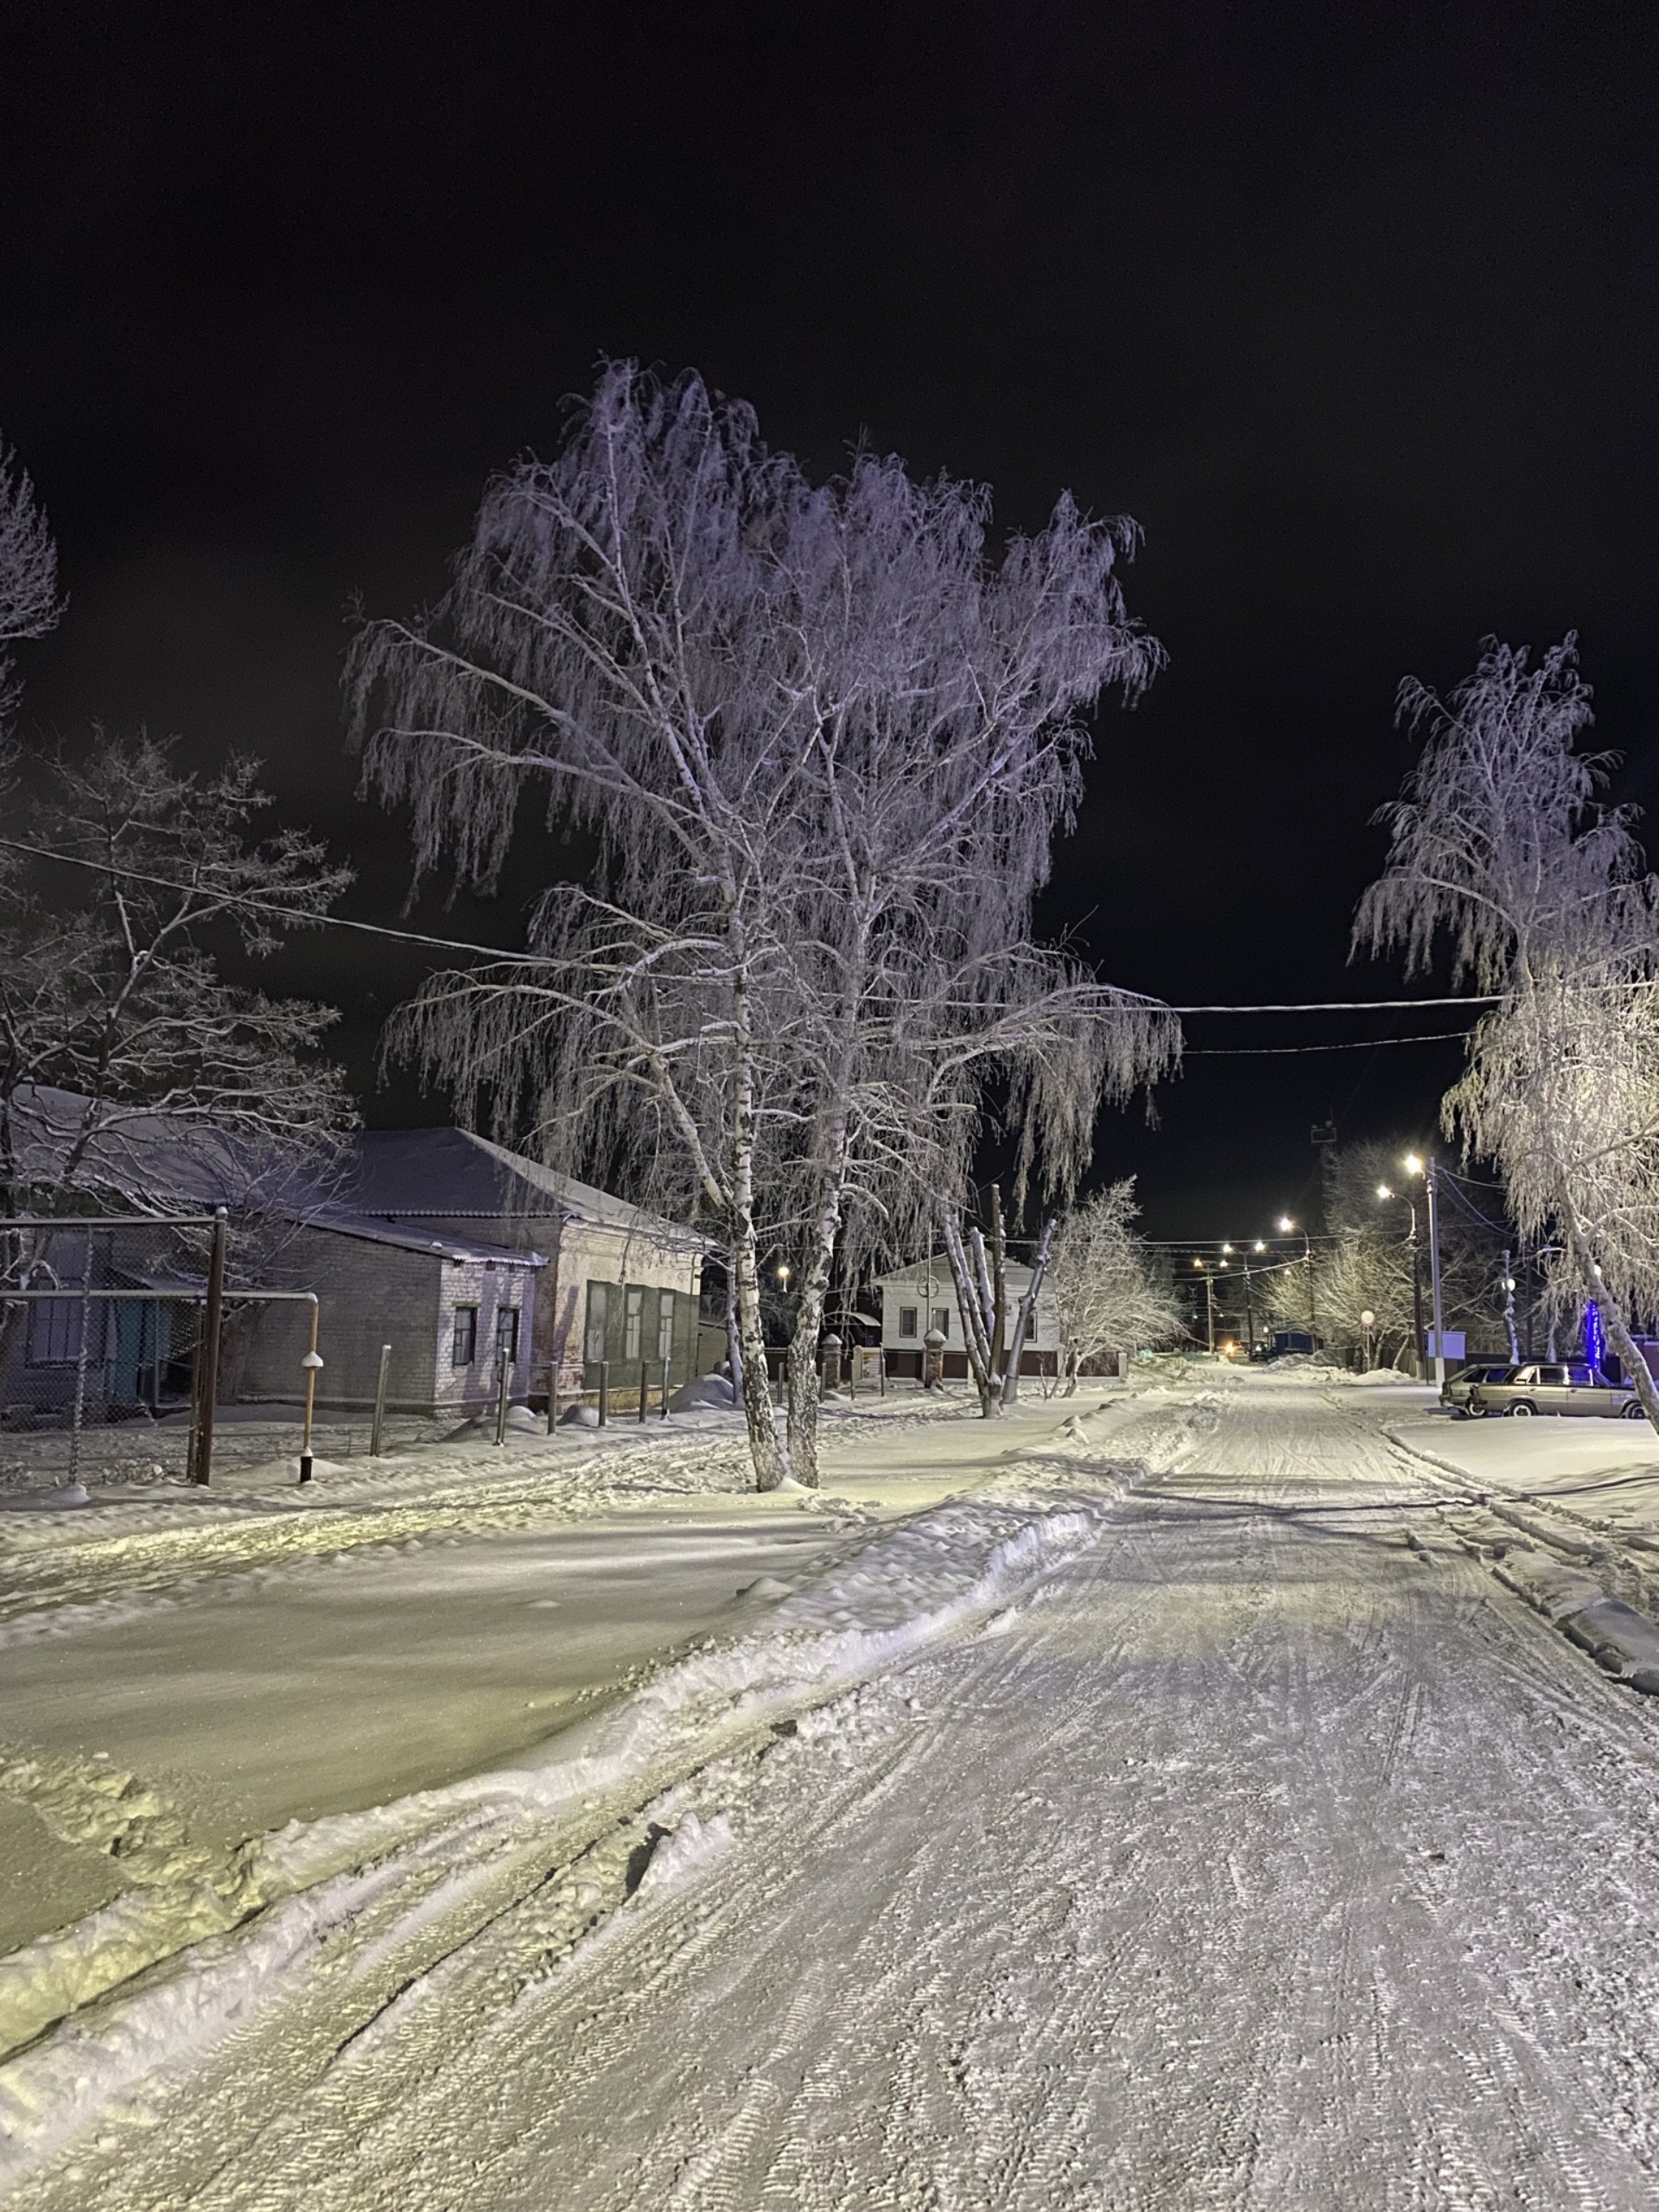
194 1208 229 1485
370 1342 391 1456
660 1354 671 1417
597 1359 609 1427
299 1298 322 1482
493 1347 511 1444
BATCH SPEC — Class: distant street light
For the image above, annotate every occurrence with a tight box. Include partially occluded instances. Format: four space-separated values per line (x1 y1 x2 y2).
1276 1215 1315 1335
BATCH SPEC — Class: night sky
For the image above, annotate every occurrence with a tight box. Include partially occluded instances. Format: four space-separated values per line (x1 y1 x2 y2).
3 2 1656 1239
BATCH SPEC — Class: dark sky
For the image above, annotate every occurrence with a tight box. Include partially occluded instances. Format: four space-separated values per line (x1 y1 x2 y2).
3 0 1656 1238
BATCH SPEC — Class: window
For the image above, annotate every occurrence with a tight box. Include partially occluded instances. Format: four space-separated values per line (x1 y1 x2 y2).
451 1306 478 1368
657 1291 676 1365
624 1284 645 1362
898 1306 918 1339
28 1299 86 1366
932 1308 950 1338
496 1306 521 1364
584 1282 610 1365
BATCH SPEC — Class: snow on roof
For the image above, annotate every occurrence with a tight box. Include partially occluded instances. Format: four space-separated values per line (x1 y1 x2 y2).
340 1128 709 1251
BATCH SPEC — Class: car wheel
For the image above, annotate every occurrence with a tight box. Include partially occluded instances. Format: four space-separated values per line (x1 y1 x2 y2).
1510 1402 1536 1417
1623 1401 1646 1420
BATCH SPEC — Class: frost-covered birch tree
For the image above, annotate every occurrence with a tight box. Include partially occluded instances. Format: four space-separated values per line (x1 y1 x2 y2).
1048 1180 1181 1390
351 364 1178 1490
1356 636 1659 1426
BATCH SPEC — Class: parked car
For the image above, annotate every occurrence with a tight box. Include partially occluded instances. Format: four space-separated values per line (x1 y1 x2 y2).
1469 1362 1643 1419
1440 1363 1516 1416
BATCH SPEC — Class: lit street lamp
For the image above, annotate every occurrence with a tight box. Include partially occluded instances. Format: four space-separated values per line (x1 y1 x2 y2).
1277 1215 1316 1336
1376 1183 1426 1380
1402 1152 1447 1385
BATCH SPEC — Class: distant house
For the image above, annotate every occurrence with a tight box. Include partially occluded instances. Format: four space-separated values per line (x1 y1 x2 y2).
874 1254 1061 1381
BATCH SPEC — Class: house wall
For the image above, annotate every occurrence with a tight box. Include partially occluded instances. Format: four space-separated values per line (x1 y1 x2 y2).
234 1226 540 1415
543 1220 705 1397
876 1259 1061 1363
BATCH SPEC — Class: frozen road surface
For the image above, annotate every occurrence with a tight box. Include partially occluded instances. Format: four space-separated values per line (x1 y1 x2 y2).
8 1370 1659 2208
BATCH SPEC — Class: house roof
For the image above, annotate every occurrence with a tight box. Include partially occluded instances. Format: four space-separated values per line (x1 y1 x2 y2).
298 1200 543 1268
340 1129 709 1252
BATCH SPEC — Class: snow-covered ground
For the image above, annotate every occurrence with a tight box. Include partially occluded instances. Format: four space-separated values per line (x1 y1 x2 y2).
6 1369 1659 2206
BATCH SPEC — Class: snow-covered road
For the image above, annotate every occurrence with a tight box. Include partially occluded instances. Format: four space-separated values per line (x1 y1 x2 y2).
10 1372 1659 2208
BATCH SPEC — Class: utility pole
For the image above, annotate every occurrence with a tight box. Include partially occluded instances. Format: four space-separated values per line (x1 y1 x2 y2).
1205 1269 1216 1355
194 1207 229 1486
1425 1159 1446 1387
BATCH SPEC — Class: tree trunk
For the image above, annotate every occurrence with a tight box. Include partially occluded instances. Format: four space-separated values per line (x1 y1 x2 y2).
732 1222 787 1486
988 1185 1008 1392
724 1257 744 1403
941 1211 998 1414
1560 1197 1659 1433
1001 1217 1056 1407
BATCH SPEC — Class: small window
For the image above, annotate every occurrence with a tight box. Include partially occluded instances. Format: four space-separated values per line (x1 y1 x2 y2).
656 1292 676 1365
898 1306 918 1339
451 1306 478 1367
496 1306 520 1363
932 1308 950 1338
584 1282 610 1365
624 1285 645 1362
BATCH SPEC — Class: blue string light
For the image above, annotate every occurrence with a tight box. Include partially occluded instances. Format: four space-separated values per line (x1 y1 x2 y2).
1585 1299 1606 1374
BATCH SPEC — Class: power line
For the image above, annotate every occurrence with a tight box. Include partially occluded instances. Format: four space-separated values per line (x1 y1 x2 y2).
2 842 1518 1015
1185 1030 1474 1056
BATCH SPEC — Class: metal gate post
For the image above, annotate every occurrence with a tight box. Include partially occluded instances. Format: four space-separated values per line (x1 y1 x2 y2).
370 1342 391 1456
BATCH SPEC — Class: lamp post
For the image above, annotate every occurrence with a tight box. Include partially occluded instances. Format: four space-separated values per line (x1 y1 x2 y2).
1377 1184 1426 1380
1403 1153 1446 1385
1278 1216 1315 1337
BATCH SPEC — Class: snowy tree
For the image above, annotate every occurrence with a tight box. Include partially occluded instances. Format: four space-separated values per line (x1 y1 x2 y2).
0 437 61 727
1047 1180 1182 1390
0 734 355 1373
351 365 1177 1488
1356 636 1659 1426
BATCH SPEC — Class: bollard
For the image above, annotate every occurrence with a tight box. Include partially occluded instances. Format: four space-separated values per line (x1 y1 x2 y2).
493 1347 511 1445
639 1359 650 1421
369 1343 391 1456
661 1354 671 1418
598 1359 609 1427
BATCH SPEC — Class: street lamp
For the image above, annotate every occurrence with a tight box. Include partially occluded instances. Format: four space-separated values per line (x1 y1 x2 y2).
1277 1215 1316 1336
1376 1183 1426 1378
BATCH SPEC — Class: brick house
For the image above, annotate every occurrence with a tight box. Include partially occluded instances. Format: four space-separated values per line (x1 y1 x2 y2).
272 1128 710 1411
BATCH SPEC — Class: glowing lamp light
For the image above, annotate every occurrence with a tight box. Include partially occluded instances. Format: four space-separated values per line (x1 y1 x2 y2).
1277 1216 1294 1235
1403 1153 1424 1176
1376 1184 1393 1200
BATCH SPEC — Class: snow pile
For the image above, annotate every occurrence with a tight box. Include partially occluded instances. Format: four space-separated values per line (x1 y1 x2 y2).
634 1809 734 1893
